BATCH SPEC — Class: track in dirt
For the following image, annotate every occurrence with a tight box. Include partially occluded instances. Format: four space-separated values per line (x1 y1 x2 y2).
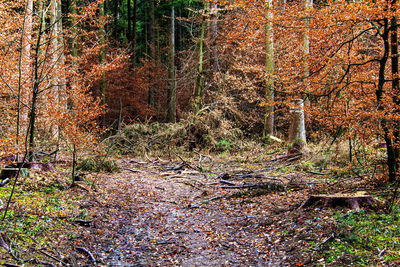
76 158 338 266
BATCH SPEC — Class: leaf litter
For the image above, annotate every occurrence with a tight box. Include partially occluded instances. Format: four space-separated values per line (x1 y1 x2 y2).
74 156 355 266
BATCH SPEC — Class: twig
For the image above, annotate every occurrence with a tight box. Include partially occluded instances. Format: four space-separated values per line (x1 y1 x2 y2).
73 183 90 192
220 179 236 186
221 184 256 189
189 195 226 209
76 247 96 264
171 150 198 170
308 171 328 175
73 219 92 227
37 249 66 265
0 178 10 187
123 168 141 173
31 260 56 267
316 233 335 248
378 246 387 257
194 151 213 163
0 233 10 251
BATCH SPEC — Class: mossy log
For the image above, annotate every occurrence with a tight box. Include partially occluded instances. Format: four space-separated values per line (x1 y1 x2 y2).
299 192 378 210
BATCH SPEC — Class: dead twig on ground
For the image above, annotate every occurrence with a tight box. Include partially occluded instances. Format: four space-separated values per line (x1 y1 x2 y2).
76 247 96 264
37 249 67 265
189 195 227 209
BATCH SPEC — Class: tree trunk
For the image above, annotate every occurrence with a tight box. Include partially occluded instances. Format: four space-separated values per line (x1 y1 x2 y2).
100 1 106 105
16 0 33 161
28 3 45 161
375 20 396 182
113 0 119 40
19 0 33 144
50 0 59 138
210 2 219 72
390 2 399 182
70 0 78 58
127 0 131 40
148 0 156 106
131 0 137 65
288 99 307 151
166 5 176 123
263 0 275 138
288 0 310 150
195 7 206 113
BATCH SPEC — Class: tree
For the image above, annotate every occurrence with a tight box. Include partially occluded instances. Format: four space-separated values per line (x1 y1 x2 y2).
166 4 177 122
263 0 275 138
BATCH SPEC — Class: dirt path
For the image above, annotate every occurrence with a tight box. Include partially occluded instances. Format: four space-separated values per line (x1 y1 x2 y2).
76 158 335 266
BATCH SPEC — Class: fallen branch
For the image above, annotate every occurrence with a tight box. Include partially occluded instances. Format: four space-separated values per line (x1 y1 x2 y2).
172 150 199 170
220 179 236 186
123 168 141 173
76 247 96 264
308 171 328 175
73 219 92 227
0 178 10 187
37 249 66 265
221 181 285 191
72 183 90 192
378 246 387 257
316 233 335 248
30 260 56 267
221 184 256 189
0 234 10 251
189 195 226 209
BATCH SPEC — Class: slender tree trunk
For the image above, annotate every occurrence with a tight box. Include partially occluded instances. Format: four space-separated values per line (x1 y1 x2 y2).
131 0 137 65
50 0 59 138
54 0 66 161
100 1 106 105
20 0 33 145
28 4 45 161
16 0 31 161
57 0 66 97
148 0 156 106
263 0 275 138
127 0 131 40
210 2 219 72
113 0 119 40
390 1 399 182
70 0 77 58
166 5 176 123
196 8 206 113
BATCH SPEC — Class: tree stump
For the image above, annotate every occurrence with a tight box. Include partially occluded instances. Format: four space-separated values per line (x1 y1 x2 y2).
299 192 378 210
0 168 29 180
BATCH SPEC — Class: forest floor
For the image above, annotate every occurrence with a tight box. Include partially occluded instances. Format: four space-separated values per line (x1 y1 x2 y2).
74 155 386 266
0 152 398 266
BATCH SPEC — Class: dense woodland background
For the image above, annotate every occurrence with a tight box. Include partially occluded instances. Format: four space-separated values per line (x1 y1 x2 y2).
1 0 399 183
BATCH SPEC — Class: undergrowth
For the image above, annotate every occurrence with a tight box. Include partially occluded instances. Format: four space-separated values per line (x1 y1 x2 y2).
77 156 120 173
0 172 94 265
319 208 400 265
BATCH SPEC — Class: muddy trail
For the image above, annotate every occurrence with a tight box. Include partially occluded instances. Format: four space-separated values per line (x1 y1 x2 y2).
75 157 350 266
